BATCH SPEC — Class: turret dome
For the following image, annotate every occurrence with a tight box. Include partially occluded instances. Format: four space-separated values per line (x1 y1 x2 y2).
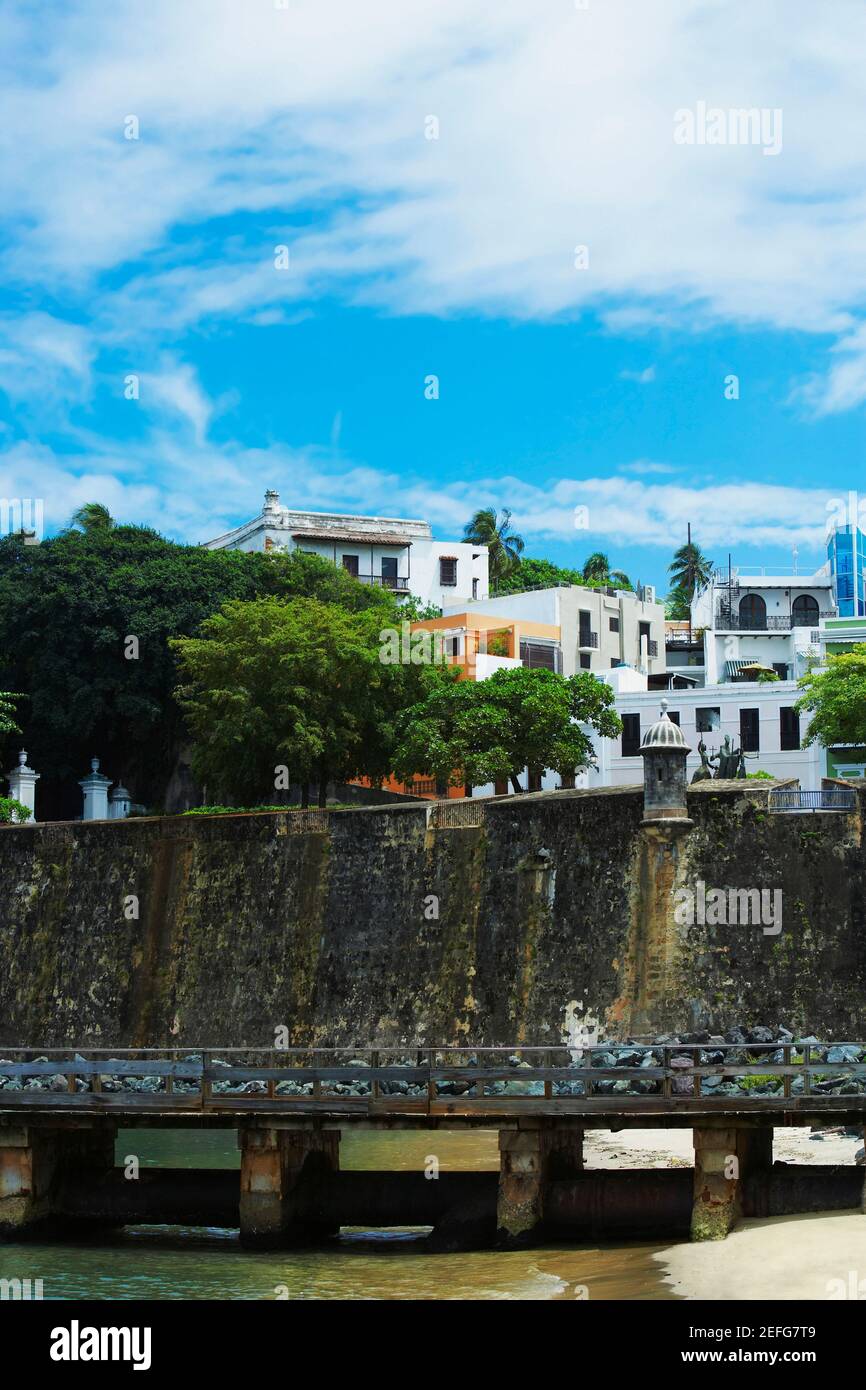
640 699 690 752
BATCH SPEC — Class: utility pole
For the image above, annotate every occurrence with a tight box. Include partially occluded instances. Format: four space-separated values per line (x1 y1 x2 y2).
687 522 692 643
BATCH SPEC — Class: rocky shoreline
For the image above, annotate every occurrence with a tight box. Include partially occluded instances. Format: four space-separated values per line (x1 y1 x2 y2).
2 1025 865 1101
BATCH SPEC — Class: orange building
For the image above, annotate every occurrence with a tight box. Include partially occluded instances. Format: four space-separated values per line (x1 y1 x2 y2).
359 610 563 799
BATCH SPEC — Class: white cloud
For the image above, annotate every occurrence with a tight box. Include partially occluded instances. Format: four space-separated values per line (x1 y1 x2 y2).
619 367 656 384
0 313 93 412
618 459 677 475
0 429 832 562
145 360 214 445
792 323 866 416
3 0 866 356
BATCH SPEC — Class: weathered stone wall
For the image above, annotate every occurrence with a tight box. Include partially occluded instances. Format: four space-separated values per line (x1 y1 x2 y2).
0 782 864 1047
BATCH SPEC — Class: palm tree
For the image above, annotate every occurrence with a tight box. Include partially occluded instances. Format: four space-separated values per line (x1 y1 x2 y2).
68 502 115 535
581 552 630 588
463 508 524 585
668 540 713 605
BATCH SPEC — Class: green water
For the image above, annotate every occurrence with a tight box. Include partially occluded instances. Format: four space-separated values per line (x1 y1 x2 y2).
0 1129 674 1301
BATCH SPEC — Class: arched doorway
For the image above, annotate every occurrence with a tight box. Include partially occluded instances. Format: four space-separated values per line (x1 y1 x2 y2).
738 593 767 629
792 594 819 627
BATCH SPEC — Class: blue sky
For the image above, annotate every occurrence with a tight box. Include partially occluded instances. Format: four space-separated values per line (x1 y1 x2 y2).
3 0 866 592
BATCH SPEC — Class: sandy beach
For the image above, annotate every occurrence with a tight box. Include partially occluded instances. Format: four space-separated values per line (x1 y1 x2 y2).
581 1127 865 1300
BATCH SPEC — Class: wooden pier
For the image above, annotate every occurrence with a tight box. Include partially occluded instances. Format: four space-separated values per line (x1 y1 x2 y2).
2 1045 865 1246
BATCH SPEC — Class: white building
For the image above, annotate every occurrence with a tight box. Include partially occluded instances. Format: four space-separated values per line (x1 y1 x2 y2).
690 563 834 685
204 490 488 610
441 582 667 678
588 666 825 789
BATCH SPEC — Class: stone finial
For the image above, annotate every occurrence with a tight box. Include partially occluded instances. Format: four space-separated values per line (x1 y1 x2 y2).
91 757 100 773
6 749 39 820
263 489 280 513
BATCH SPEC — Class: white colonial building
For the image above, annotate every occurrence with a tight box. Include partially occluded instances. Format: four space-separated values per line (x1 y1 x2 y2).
587 665 825 789
204 490 488 610
690 562 834 685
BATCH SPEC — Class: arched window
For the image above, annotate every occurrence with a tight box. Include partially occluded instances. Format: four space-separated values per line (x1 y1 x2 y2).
791 594 819 627
738 593 767 629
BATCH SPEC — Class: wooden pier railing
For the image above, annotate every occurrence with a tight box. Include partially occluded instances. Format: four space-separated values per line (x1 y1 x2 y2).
1 1044 865 1118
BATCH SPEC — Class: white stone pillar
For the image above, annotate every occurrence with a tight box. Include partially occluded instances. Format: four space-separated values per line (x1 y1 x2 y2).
109 784 131 820
79 757 111 821
5 750 39 821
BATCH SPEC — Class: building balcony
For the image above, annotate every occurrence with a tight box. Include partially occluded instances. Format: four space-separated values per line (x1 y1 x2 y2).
578 630 599 649
646 639 658 657
714 611 834 632
355 573 410 590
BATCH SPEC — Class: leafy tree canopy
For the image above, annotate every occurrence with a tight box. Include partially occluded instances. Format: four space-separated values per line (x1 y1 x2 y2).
0 525 403 814
391 665 621 792
172 595 428 805
668 540 713 606
491 554 632 595
795 643 866 748
463 507 525 585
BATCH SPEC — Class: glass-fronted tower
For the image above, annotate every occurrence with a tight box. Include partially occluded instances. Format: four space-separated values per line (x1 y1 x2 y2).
827 524 866 617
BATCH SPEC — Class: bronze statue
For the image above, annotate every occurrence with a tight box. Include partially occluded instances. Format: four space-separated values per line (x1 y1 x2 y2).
691 738 715 783
691 734 750 781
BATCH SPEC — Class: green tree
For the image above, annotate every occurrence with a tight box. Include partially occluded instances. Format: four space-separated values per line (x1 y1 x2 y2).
172 596 424 806
0 529 404 815
665 586 691 620
668 540 713 608
491 554 632 596
463 508 525 585
0 690 21 740
581 552 630 589
391 666 621 793
68 502 115 534
795 644 866 748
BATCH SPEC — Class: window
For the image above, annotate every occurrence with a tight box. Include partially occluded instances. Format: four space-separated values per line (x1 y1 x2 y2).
772 662 788 680
621 714 641 757
439 556 457 586
579 609 593 645
780 707 800 751
610 658 620 669
342 554 359 577
792 594 819 626
381 556 398 587
696 707 720 733
609 616 620 633
520 639 560 671
667 710 680 726
579 653 591 670
472 578 479 599
639 621 650 640
740 707 760 753
738 594 767 629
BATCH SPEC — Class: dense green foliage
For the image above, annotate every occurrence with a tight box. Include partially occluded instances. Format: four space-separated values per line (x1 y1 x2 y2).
668 540 713 608
391 666 622 792
491 554 632 595
0 689 21 742
796 643 866 748
0 795 31 823
0 528 401 812
463 507 524 584
172 595 428 805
